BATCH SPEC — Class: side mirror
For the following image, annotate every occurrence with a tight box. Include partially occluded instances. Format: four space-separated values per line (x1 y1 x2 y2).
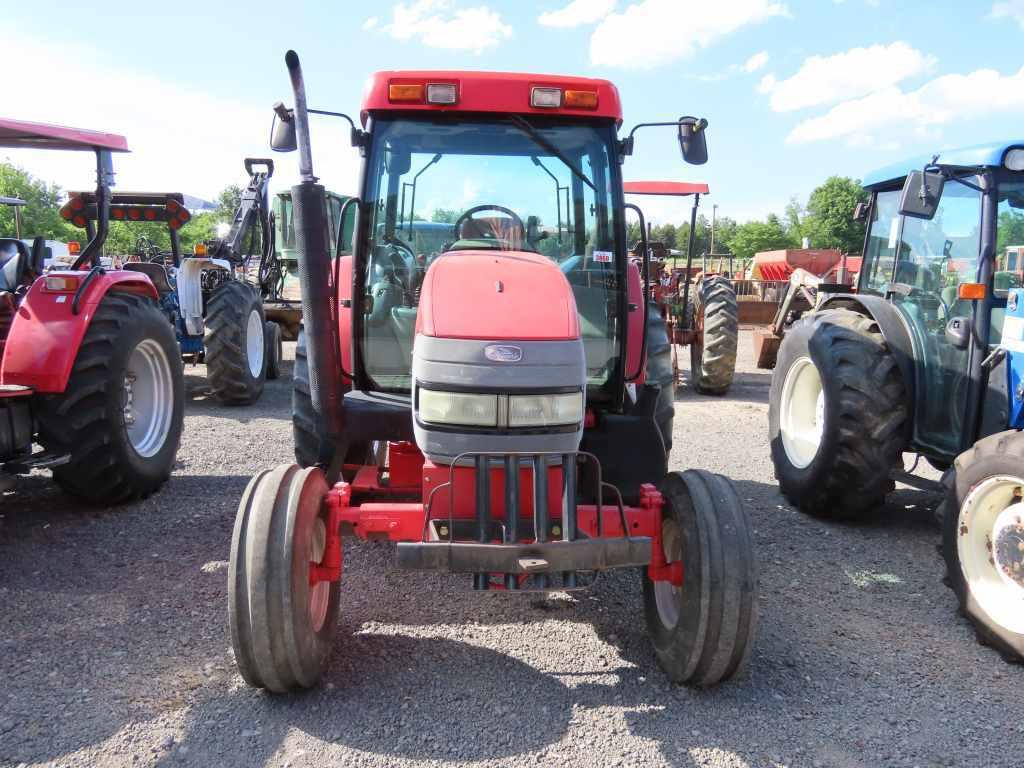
270 102 297 152
945 315 972 350
899 170 944 220
678 117 708 166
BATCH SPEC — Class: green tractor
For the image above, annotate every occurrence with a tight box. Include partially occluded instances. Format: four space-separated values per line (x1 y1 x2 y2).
768 142 1024 662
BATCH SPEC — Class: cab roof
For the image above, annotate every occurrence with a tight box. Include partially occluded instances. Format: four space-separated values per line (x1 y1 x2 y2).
624 181 710 197
862 140 1024 188
0 118 128 152
361 70 623 126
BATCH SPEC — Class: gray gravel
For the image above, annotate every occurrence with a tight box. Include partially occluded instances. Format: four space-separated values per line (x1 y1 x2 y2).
1 331 1021 768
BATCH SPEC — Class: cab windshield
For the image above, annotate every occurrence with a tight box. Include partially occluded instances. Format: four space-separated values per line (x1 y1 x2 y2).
360 116 622 392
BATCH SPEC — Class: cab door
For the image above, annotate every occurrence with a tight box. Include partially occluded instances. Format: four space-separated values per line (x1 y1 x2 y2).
889 180 983 457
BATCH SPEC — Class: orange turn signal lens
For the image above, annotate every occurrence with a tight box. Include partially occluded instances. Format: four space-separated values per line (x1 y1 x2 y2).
564 89 598 109
193 242 208 257
389 83 425 103
958 283 987 301
67 241 81 255
111 207 125 220
45 276 80 292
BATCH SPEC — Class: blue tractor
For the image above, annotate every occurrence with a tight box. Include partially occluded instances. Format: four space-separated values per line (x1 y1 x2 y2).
768 142 1024 662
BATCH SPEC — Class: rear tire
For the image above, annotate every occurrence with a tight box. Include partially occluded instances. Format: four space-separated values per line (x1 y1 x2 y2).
205 280 266 405
37 292 184 504
265 321 282 380
940 431 1024 663
293 329 334 468
768 308 907 519
645 300 674 456
642 470 758 686
229 464 340 692
689 277 738 395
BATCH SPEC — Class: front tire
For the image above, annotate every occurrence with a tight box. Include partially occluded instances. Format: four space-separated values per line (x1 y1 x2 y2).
768 309 907 519
205 280 266 405
940 431 1024 663
642 470 758 686
229 464 340 692
689 276 738 395
37 292 184 504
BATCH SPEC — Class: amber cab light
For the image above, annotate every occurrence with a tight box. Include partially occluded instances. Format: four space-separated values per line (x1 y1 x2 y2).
45 275 80 292
564 89 598 109
389 83 425 103
67 241 81 255
193 242 208 257
958 283 987 301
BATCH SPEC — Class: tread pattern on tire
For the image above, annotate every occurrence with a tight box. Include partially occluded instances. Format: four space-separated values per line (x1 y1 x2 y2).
293 329 334 468
205 280 265 405
265 321 282 380
693 276 738 394
643 469 758 686
645 300 675 455
939 430 1024 663
36 291 183 503
772 308 907 519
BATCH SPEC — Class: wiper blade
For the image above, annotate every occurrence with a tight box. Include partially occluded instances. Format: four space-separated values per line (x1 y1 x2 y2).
508 115 595 191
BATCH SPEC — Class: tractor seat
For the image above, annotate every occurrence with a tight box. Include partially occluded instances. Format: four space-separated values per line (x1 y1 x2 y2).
123 261 174 293
0 238 30 294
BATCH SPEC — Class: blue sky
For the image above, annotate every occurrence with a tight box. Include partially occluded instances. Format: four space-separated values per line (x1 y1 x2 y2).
6 0 1024 224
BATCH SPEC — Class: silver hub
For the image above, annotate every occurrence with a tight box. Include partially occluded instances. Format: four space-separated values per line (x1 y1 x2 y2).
653 519 682 629
958 476 1024 633
246 309 264 378
123 339 174 458
780 356 825 469
309 517 330 632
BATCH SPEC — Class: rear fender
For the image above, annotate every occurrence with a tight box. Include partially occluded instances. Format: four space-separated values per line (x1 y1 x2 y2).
819 293 916 425
1 271 158 393
177 257 230 336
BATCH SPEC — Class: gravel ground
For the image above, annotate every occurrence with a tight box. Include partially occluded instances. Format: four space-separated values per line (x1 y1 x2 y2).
1 331 1021 768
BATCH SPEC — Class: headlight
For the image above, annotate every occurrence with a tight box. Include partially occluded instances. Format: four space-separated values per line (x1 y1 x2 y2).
1005 148 1024 171
419 389 498 427
508 392 583 428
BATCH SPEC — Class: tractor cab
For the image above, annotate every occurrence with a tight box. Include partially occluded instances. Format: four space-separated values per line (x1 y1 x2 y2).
857 142 1024 458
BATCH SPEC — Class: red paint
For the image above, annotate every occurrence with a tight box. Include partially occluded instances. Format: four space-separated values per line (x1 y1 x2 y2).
625 260 645 383
388 441 424 489
624 181 709 197
0 118 129 152
1 271 158 392
421 458 565 522
361 71 623 126
312 483 349 585
416 250 580 341
751 249 843 281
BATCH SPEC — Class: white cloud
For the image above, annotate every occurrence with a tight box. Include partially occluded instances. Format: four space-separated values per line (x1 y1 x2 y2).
989 0 1024 27
1 30 361 203
538 0 616 27
363 16 380 29
760 42 935 112
787 65 1024 144
743 51 769 73
384 1 512 52
590 0 788 70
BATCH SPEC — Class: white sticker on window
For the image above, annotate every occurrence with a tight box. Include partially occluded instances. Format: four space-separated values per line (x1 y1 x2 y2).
593 250 613 263
888 218 899 249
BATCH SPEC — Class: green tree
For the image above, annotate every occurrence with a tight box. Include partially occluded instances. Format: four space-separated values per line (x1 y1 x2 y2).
431 208 461 224
997 209 1024 254
802 176 868 253
0 162 76 240
783 196 804 242
216 185 243 220
722 214 796 261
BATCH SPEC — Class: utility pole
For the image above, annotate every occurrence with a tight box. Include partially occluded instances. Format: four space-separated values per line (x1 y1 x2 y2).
710 203 718 257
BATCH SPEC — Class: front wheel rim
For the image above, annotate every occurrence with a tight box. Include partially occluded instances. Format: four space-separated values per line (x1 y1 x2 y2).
653 519 682 629
779 356 825 469
247 309 265 378
123 338 174 458
958 476 1024 633
308 517 330 632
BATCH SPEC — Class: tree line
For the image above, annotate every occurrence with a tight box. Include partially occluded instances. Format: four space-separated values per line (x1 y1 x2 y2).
627 176 869 261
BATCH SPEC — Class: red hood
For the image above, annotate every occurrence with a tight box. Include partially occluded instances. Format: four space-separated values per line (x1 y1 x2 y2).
416 250 580 341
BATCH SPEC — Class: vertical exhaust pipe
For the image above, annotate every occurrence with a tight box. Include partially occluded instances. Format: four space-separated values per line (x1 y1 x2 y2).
284 50 344 440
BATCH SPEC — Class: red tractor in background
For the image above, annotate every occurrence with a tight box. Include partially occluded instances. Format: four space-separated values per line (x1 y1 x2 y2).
227 53 758 692
0 119 183 502
625 181 738 394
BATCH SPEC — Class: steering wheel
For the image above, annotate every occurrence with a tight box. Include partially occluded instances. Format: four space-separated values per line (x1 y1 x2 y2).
452 205 526 248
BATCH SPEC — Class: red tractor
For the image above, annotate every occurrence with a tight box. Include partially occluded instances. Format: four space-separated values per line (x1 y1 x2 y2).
227 53 757 691
0 119 183 502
